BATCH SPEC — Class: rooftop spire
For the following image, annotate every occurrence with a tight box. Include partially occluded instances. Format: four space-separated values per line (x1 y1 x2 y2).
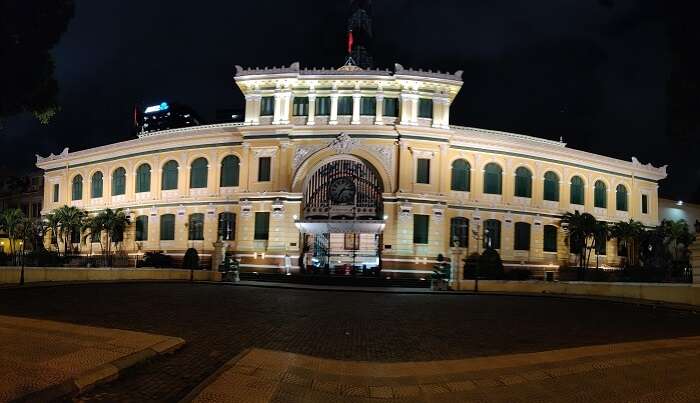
347 0 373 69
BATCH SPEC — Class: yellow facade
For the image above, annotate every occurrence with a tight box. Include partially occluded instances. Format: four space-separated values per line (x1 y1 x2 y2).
36 63 667 277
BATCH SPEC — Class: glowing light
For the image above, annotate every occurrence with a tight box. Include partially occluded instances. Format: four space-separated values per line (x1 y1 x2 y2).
677 200 684 206
383 215 389 220
144 102 170 114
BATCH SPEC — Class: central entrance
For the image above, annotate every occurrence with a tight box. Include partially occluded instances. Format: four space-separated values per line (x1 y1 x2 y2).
296 157 385 275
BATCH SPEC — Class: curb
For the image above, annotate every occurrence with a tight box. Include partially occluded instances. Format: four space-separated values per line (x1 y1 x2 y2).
178 348 252 403
11 336 186 403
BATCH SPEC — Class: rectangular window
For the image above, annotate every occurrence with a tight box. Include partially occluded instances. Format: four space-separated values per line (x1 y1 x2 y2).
293 97 309 116
344 233 360 250
383 98 399 117
413 214 429 244
218 213 236 241
360 97 376 115
316 97 331 116
53 184 59 202
337 96 353 115
416 158 430 184
135 216 148 241
160 215 175 241
254 212 270 240
543 225 558 252
258 157 271 182
188 214 204 241
514 222 531 251
595 233 607 255
418 98 433 118
642 194 649 214
260 96 274 116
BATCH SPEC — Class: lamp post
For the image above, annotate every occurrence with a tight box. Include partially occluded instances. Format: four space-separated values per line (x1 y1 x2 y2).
471 222 489 293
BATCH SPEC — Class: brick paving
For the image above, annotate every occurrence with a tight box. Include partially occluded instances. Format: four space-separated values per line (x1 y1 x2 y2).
0 283 699 401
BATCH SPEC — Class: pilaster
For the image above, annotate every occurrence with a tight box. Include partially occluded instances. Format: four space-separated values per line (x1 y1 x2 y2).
375 93 385 125
351 93 361 125
307 94 316 126
329 92 339 125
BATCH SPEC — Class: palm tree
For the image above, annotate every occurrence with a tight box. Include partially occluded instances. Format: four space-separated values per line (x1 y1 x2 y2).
1 208 25 263
611 219 644 268
560 210 597 276
94 208 130 263
44 213 61 252
662 219 695 262
53 205 87 256
593 221 610 269
81 216 105 256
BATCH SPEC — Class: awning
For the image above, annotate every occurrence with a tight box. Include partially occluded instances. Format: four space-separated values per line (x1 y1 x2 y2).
295 220 386 234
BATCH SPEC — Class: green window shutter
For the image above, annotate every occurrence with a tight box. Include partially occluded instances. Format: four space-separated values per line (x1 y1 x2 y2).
514 222 531 251
53 184 59 202
220 155 240 187
190 158 208 188
594 181 607 208
360 97 376 115
315 97 331 116
91 172 103 198
543 225 558 252
514 167 532 198
112 168 126 196
160 214 175 241
254 212 270 240
642 194 648 214
543 171 559 201
595 232 607 255
616 185 628 211
338 96 353 115
188 213 204 240
293 97 309 116
413 214 429 244
72 176 82 200
135 164 151 193
258 157 271 182
451 159 470 191
161 161 179 190
483 163 502 195
383 98 399 117
135 215 148 241
450 217 469 248
218 213 236 241
260 96 274 116
418 98 433 118
484 219 501 249
570 177 584 205
416 158 430 184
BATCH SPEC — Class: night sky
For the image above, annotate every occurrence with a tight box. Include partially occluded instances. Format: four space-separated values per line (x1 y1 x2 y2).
2 0 698 202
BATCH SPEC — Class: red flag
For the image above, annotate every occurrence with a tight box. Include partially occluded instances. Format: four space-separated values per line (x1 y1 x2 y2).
347 30 354 54
133 105 139 127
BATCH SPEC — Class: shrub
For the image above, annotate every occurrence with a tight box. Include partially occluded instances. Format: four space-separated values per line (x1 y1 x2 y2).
462 253 480 279
141 251 174 268
183 248 200 270
477 248 504 279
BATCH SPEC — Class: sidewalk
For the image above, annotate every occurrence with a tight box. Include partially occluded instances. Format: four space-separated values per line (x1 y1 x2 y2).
0 315 184 402
185 336 700 402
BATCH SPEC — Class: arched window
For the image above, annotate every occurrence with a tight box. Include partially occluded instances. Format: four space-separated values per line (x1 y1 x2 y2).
72 175 83 200
160 214 175 241
188 213 205 240
483 219 501 249
161 160 179 190
218 212 236 241
450 159 471 191
514 222 531 251
543 225 558 252
543 171 559 202
135 215 148 241
135 164 151 193
450 217 469 248
514 167 532 198
220 155 240 187
112 168 126 196
616 184 628 211
91 172 103 198
594 181 607 208
190 158 208 189
483 163 503 195
570 176 585 205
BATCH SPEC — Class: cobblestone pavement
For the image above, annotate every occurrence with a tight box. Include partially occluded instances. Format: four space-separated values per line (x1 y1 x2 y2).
191 337 700 402
0 283 699 402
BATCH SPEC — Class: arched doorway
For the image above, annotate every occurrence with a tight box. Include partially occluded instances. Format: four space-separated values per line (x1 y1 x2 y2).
297 157 385 275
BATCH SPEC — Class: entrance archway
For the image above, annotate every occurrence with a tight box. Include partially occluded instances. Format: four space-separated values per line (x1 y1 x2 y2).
297 157 385 275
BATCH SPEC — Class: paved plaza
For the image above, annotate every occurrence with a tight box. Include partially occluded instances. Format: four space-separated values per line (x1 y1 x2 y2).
0 283 699 401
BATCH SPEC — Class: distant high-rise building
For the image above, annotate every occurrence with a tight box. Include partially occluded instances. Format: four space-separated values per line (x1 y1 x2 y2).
348 0 373 69
137 102 203 135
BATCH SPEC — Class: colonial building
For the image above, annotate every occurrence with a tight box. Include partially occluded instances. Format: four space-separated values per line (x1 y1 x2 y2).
36 62 667 277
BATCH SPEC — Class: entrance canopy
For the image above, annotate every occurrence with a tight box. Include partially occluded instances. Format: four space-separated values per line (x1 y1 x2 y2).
295 220 386 235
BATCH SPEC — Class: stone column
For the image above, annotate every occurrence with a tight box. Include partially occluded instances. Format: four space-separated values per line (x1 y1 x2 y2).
329 93 339 125
244 94 261 125
212 240 228 271
399 92 415 125
351 93 361 125
375 93 384 125
307 94 316 126
450 247 466 290
272 92 282 125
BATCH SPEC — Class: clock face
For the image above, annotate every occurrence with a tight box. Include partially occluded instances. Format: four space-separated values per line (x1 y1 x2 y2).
329 177 356 203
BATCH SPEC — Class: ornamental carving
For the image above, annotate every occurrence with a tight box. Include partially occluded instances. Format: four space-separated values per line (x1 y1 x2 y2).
253 148 277 158
328 133 359 154
293 144 326 172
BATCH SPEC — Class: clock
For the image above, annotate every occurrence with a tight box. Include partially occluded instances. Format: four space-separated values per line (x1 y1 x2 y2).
329 177 356 203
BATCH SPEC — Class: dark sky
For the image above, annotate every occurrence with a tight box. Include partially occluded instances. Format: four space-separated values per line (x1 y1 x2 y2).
2 0 699 202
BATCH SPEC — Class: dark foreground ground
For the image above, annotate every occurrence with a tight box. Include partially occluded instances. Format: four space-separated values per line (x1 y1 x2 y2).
0 283 699 402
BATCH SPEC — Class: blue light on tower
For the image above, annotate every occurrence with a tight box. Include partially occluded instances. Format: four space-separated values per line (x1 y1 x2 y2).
144 102 170 114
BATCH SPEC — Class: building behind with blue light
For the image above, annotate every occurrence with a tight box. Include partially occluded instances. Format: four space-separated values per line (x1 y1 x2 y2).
139 102 202 134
